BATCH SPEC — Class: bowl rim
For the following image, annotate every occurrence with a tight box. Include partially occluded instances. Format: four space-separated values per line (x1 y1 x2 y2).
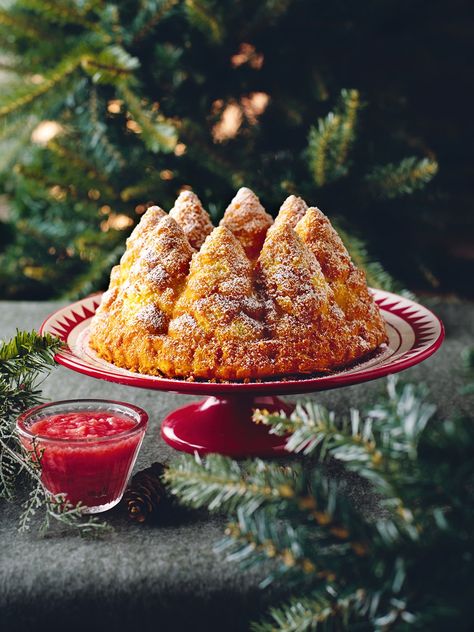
16 398 148 444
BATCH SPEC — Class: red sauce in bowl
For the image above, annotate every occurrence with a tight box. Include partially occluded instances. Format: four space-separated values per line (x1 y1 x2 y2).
18 403 147 512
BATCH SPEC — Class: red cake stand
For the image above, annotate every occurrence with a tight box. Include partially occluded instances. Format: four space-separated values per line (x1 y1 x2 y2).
40 290 444 457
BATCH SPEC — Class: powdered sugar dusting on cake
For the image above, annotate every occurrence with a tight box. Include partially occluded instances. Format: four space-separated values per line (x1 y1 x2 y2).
295 207 351 280
273 195 308 229
135 304 167 333
147 265 170 289
256 223 332 321
169 191 213 250
168 313 204 339
142 216 194 278
126 206 166 249
220 187 273 259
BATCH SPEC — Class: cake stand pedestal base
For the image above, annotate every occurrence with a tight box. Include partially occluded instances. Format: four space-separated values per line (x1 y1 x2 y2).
161 395 293 457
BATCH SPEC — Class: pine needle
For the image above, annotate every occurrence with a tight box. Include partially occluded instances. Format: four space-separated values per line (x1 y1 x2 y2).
365 157 438 199
0 330 111 537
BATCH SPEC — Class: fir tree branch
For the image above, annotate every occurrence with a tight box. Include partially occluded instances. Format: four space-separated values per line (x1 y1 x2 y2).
19 0 102 31
308 112 340 188
120 84 178 153
254 378 435 502
166 354 474 630
184 0 223 43
131 0 179 45
220 507 321 588
165 453 300 514
86 86 125 173
46 139 116 195
0 50 84 119
335 89 360 167
365 156 438 200
0 9 48 39
307 89 361 187
40 493 114 536
251 588 358 632
81 45 139 84
0 115 39 174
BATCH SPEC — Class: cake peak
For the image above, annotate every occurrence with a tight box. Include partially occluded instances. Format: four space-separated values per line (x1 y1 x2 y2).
220 186 273 259
169 190 213 250
274 195 308 229
295 206 352 279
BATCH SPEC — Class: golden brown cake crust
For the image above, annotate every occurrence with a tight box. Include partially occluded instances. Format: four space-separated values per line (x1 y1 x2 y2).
89 189 388 381
169 190 213 250
220 187 273 260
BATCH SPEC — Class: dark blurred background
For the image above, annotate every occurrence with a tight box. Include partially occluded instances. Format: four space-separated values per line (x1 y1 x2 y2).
0 0 472 299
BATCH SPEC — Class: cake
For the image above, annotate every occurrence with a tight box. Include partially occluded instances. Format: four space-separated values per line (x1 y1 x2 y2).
89 188 387 380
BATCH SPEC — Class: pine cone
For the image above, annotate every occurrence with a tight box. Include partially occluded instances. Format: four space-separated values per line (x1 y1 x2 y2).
124 462 168 523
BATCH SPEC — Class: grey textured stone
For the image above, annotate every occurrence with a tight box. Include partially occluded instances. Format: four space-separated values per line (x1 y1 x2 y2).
0 299 472 631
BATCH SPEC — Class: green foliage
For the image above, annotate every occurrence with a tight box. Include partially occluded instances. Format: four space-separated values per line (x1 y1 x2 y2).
366 157 439 200
0 330 111 536
0 1 444 298
184 0 224 43
165 453 301 513
119 85 178 153
167 362 474 630
308 89 361 187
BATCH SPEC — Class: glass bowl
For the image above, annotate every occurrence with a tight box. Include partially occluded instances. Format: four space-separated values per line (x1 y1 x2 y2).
16 399 148 513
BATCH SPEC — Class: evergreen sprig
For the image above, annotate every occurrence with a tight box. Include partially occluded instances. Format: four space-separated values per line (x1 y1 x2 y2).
365 157 439 200
167 363 474 631
184 0 224 43
0 330 111 536
307 89 361 187
165 453 301 514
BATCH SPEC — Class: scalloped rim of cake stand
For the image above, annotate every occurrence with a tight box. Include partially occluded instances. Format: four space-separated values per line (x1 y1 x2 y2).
40 289 444 396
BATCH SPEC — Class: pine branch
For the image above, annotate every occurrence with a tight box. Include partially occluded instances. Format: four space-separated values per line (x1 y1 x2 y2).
19 0 101 31
255 379 435 498
184 0 223 43
81 45 139 84
46 139 116 196
307 89 361 187
335 89 360 167
40 494 113 537
131 0 179 45
0 43 137 124
219 506 322 587
165 453 301 514
120 84 178 153
253 378 435 548
0 329 61 378
0 49 84 119
87 86 126 173
166 353 474 630
251 589 358 632
0 8 50 39
365 157 438 200
0 115 38 173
